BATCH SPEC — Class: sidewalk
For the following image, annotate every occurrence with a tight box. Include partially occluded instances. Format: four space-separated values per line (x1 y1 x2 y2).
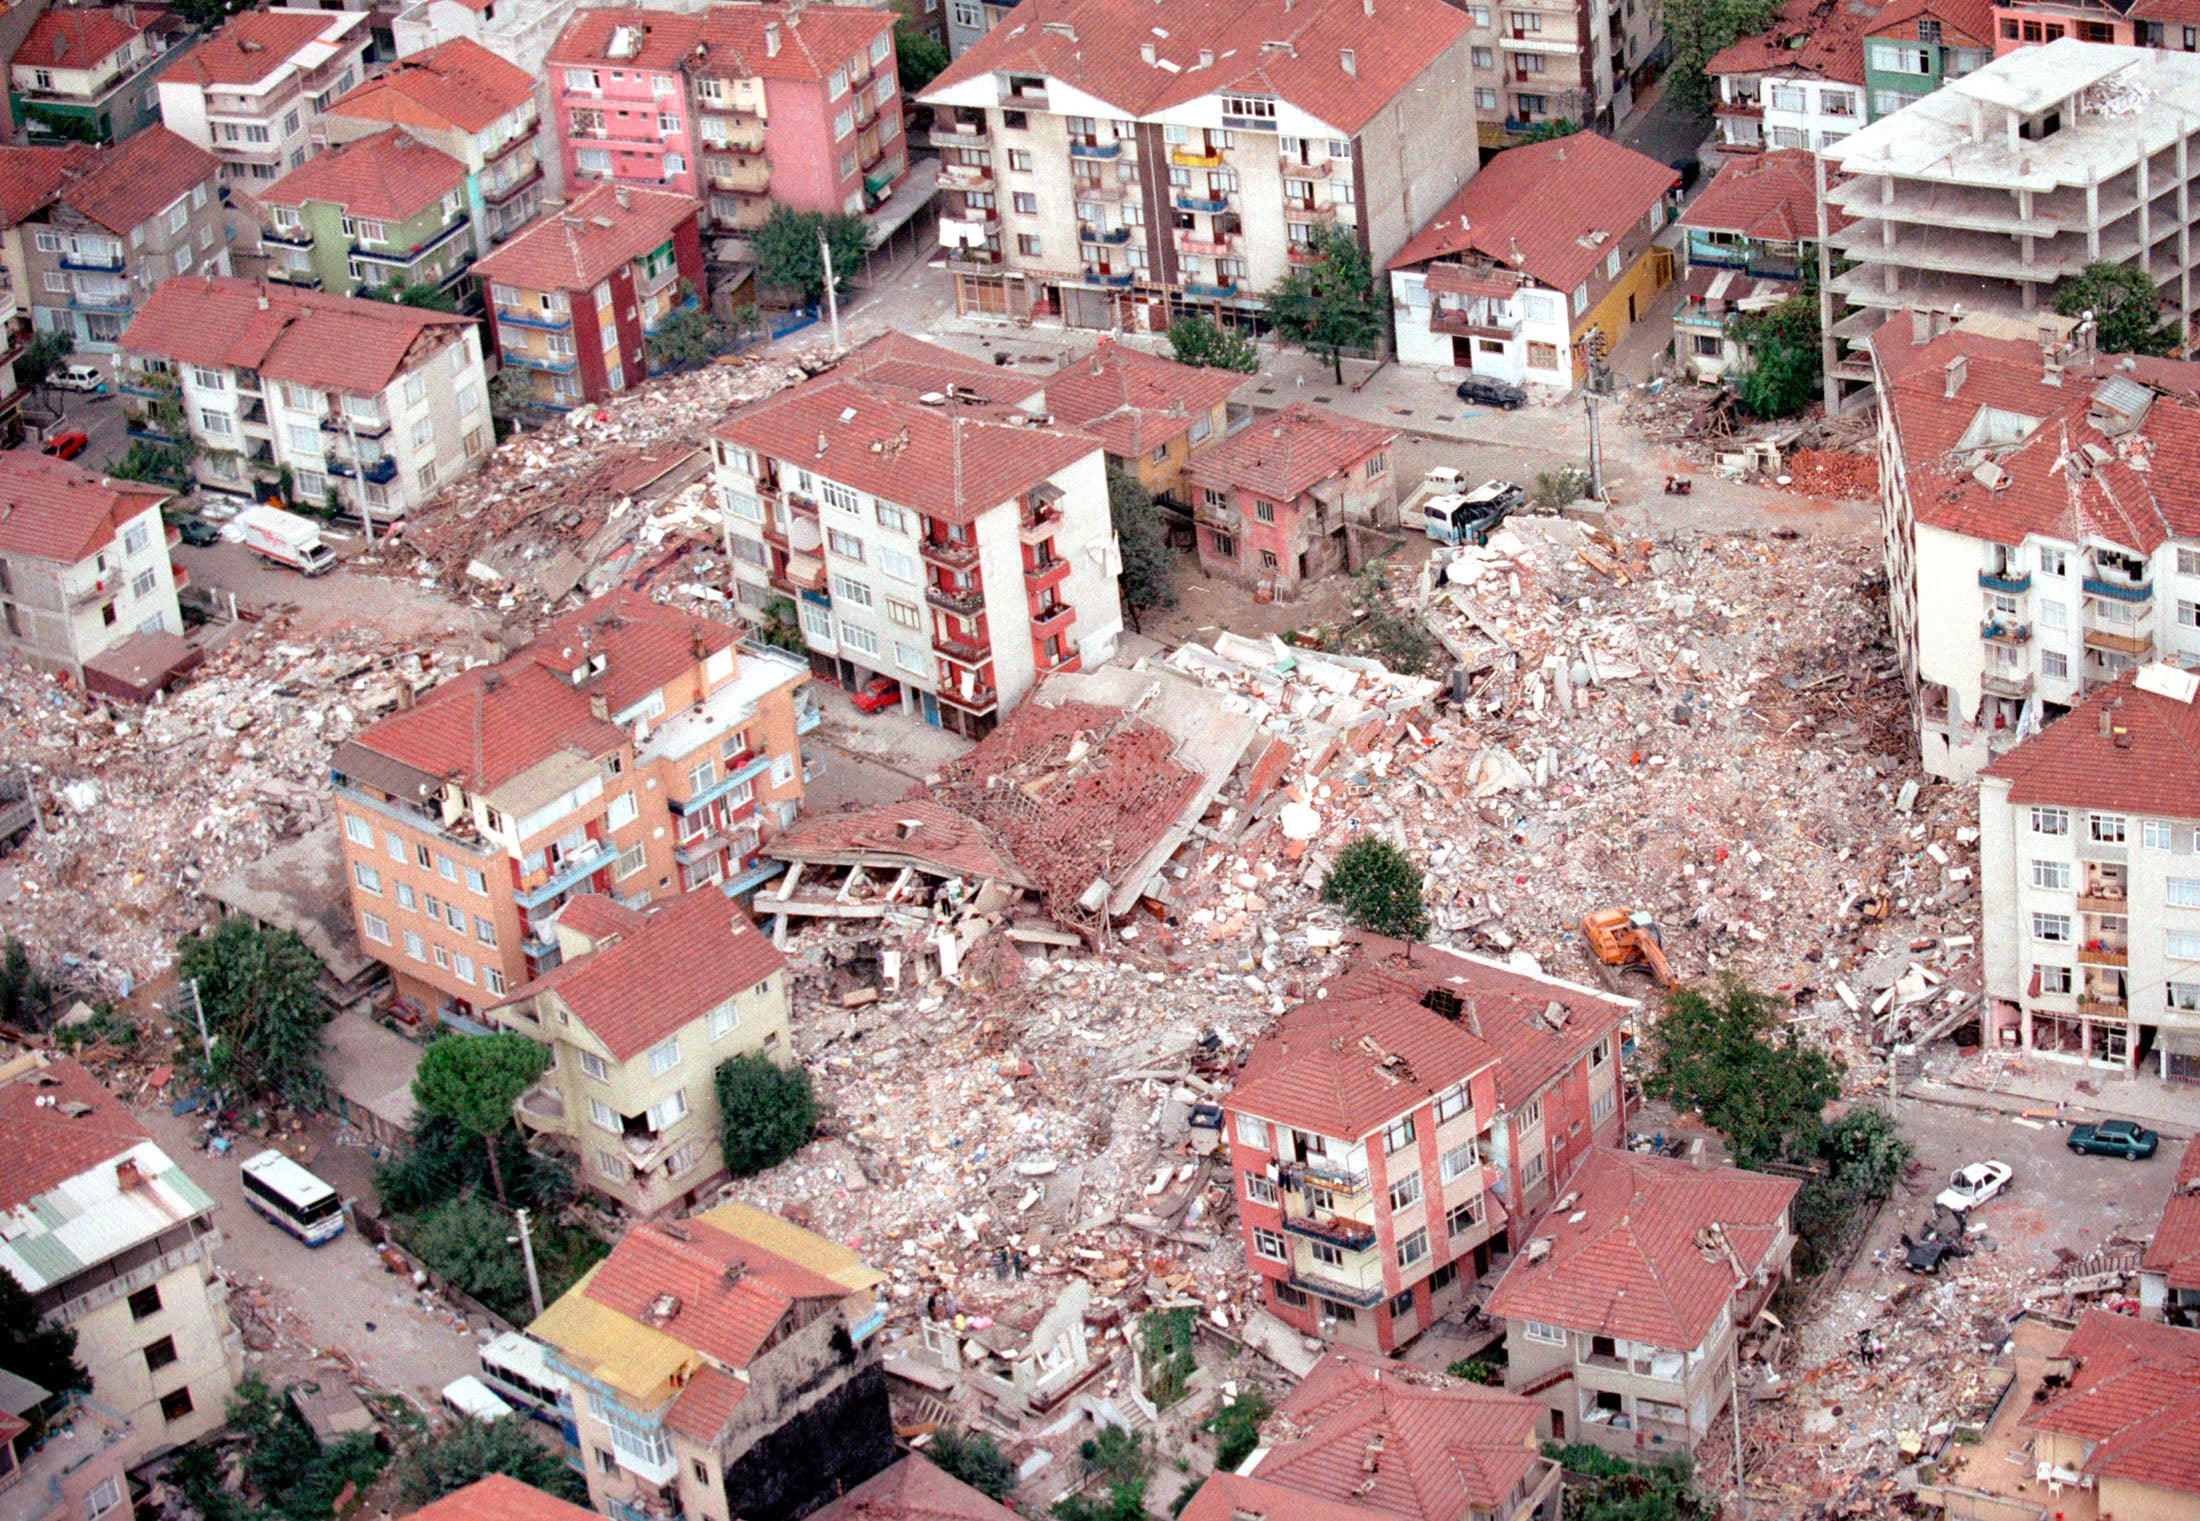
1903 1048 2200 1139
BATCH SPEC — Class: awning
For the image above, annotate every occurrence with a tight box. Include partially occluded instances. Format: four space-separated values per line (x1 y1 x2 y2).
865 156 941 245
1424 262 1522 298
2160 1030 2200 1058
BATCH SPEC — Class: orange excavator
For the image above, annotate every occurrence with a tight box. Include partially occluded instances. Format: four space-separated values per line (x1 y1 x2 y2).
1581 908 1675 990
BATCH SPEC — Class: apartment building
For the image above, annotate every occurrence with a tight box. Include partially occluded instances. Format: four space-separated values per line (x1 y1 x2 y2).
1867 311 2200 778
471 183 704 408
2139 1140 2200 1318
1708 0 1871 152
1674 151 1845 382
1223 937 1635 1353
1039 341 1244 507
531 1204 895 1521
1184 400 1393 596
1389 132 1676 387
2024 1312 2200 1517
318 40 544 247
1456 0 1666 145
1485 1147 1799 1455
546 4 905 241
491 889 792 1215
260 130 476 299
1862 0 1994 117
1183 1351 1562 1521
918 0 1477 330
1987 0 2200 53
0 451 181 680
712 333 1123 735
155 9 373 188
8 4 195 147
329 592 814 1019
14 128 226 351
0 1052 241 1465
1978 667 2200 1077
118 276 490 515
1822 41 2200 400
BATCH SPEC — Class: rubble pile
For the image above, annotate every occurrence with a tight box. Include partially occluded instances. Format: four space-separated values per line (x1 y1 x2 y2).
1775 447 1882 499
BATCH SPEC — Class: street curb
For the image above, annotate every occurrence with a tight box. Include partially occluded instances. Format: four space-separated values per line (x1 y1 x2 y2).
1900 1081 2198 1143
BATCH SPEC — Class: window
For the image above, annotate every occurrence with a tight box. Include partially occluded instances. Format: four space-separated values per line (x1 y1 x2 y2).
2172 930 2200 959
1524 1153 1546 1186
1433 1082 1471 1124
1244 1170 1278 1204
1018 233 1043 257
832 574 873 607
1383 1115 1416 1154
648 1035 680 1075
1388 1172 1423 1211
614 843 646 880
1012 191 1038 214
2032 912 2072 943
1008 148 1033 171
404 930 424 961
2091 814 2128 843
1235 1113 1269 1149
160 1388 195 1423
2032 859 2072 891
1445 1197 1481 1237
1518 1097 1542 1131
352 862 382 895
432 945 450 970
1591 1088 1616 1123
198 408 233 437
1210 530 1236 559
1396 1228 1429 1268
485 968 505 997
128 1284 163 1321
1252 1228 1287 1262
362 913 390 945
827 528 866 562
2032 806 2070 836
579 1050 609 1081
1309 1241 1346 1268
880 547 920 582
2043 649 2071 679
144 1336 179 1372
839 621 879 657
2037 964 2073 995
709 1003 739 1039
2171 877 2200 907
1440 1141 1477 1181
590 1097 618 1132
85 1478 122 1519
474 916 497 946
345 814 374 846
1524 1320 1567 1345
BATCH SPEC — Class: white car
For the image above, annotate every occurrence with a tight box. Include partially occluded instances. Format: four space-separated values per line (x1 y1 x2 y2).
1936 1160 2013 1215
46 364 105 393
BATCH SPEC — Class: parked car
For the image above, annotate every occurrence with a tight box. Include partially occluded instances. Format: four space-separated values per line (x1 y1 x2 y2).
176 517 221 547
1454 374 1528 410
47 364 106 393
39 431 87 460
2068 1119 2159 1159
1935 1160 2013 1215
1900 1221 1972 1275
849 675 902 714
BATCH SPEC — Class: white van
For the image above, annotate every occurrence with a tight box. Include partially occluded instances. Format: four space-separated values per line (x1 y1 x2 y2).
439 1376 516 1425
48 365 106 393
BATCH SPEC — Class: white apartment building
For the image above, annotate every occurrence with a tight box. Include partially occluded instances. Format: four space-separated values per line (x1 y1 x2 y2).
918 0 1477 331
1458 0 1664 144
1981 665 2200 1081
118 276 491 519
0 453 183 680
712 333 1122 736
1871 309 2200 780
155 9 371 187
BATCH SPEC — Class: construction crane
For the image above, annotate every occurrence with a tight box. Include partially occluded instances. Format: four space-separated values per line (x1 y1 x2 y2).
1580 908 1675 990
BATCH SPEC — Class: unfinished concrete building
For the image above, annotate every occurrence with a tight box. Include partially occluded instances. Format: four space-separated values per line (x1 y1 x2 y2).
1818 40 2200 404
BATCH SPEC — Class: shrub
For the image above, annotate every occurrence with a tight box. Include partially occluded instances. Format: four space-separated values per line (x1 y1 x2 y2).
715 1052 818 1175
1321 837 1430 940
927 1428 1016 1501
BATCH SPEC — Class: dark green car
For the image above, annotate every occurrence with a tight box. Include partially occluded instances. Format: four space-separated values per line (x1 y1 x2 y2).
2067 1119 2160 1159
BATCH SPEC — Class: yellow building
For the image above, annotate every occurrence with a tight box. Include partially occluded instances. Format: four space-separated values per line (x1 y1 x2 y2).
1041 343 1246 508
491 889 790 1217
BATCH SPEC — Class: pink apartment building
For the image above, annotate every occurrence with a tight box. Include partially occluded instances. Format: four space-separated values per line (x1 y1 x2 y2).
546 3 905 242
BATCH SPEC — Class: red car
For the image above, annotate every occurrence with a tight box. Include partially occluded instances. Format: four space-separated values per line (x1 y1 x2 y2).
849 676 901 713
40 431 87 460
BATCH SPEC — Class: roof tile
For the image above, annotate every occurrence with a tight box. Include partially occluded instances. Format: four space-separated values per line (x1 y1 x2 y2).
2025 1310 2200 1495
119 275 472 398
408 1475 599 1521
0 452 167 566
60 127 220 236
1980 671 2200 820
159 9 362 88
0 1055 156 1213
806 1456 1021 1521
324 36 537 133
1678 149 1850 243
471 182 699 294
1182 400 1392 503
15 7 144 71
262 128 466 224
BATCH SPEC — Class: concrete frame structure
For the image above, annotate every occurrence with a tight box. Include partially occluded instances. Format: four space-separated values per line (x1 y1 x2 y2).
1183 400 1395 597
0 452 181 681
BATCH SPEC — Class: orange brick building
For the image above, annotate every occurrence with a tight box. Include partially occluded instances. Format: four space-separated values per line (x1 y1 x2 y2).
330 592 816 1019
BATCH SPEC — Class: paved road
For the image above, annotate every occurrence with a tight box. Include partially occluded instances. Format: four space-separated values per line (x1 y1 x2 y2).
1617 84 1715 171
9 377 128 462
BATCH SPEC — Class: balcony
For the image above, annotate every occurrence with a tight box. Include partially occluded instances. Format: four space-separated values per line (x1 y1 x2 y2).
933 630 987 665
1080 224 1132 245
931 120 991 149
1287 1266 1386 1309
1284 200 1338 223
1714 97 1765 117
1286 243 1321 265
949 209 1001 235
1979 568 2032 593
674 831 731 867
1281 152 1333 176
351 214 471 267
503 350 579 374
59 248 124 273
1084 267 1133 288
326 453 398 484
1279 1158 1371 1195
1025 556 1072 593
940 683 998 713
1280 1209 1377 1251
1030 601 1074 637
2084 575 2152 603
920 536 982 569
2078 944 2130 967
925 582 986 616
1174 193 1231 214
514 1082 567 1131
669 751 769 815
1981 670 2033 700
699 120 767 153
1176 232 1234 256
1019 504 1063 544
1070 139 1122 158
2083 625 2153 656
709 160 771 194
321 410 390 438
938 164 994 192
1183 280 1238 299
497 303 573 332
1429 306 1522 338
1980 618 2030 644
514 840 618 909
1071 181 1126 203
1002 83 1049 108
945 250 1004 275
1171 146 1225 168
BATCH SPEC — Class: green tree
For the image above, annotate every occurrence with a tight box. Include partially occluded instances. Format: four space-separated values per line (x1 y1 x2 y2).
1659 0 1781 118
714 1052 817 1175
645 282 732 373
177 918 329 1110
1344 565 1433 673
488 368 535 439
752 205 867 308
1107 465 1175 632
412 1032 550 1208
1791 1107 1913 1275
0 938 54 1032
1263 224 1381 385
1644 976 1841 1168
409 1195 532 1315
1203 1389 1270 1473
1445 1358 1502 1385
2055 261 2178 356
223 1376 388 1521
1054 1427 1153 1521
1548 1448 1710 1520
1728 293 1822 419
0 1266 89 1400
172 0 253 28
18 333 73 392
1518 117 1581 143
375 1112 577 1218
398 1416 590 1506
894 11 949 93
756 597 808 656
926 1431 1017 1501
1320 837 1430 940
359 278 458 313
105 441 193 485
1166 315 1260 374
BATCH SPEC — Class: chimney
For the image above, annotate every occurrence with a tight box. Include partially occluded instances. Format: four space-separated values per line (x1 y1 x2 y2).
590 693 609 721
1364 0 1374 13
115 1158 144 1191
1909 308 1934 345
1340 47 1356 74
765 20 780 54
1141 41 1155 62
614 184 630 210
397 681 417 710
1198 46 1212 66
2099 704 2113 737
1943 353 1967 398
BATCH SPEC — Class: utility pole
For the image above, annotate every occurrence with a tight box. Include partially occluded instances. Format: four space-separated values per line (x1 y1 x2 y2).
818 228 842 355
184 976 211 1058
1584 388 1605 500
1730 1334 1747 1519
514 1207 544 1319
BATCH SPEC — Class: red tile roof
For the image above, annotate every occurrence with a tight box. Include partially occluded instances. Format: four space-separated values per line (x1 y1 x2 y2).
548 7 704 71
1678 149 1850 243
2178 1135 2200 1193
1980 673 2200 819
2026 1311 2200 1496
118 276 472 398
0 144 96 226
923 0 1472 135
1865 0 1993 46
1181 1475 1395 1521
159 9 359 88
834 331 1048 408
0 1055 155 1213
408 1476 599 1521
693 3 898 85
554 893 648 944
1183 400 1392 504
15 6 145 71
323 37 535 134
471 183 699 295
61 127 218 236
807 1456 1021 1521
1387 133 1678 294
1483 1148 1798 1351
346 592 743 795
1043 343 1247 462
712 370 1100 528
769 798 1029 886
663 1364 748 1442
2145 1195 2200 1292
583 1215 854 1371
0 452 167 566
1706 0 1879 84
263 129 465 223
1872 323 2200 554
503 888 783 1062
1248 1350 1549 1519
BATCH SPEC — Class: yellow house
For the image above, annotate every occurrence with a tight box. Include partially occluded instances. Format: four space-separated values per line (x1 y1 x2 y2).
2025 1309 2200 1521
491 890 791 1217
1042 343 1246 507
